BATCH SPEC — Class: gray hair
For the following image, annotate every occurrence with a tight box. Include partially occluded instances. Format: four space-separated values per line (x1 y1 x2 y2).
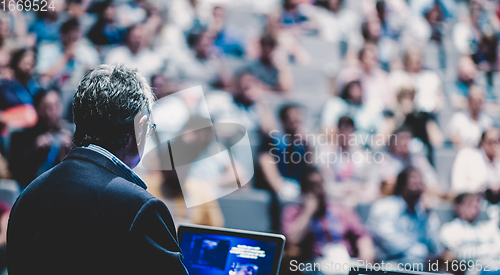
73 64 155 152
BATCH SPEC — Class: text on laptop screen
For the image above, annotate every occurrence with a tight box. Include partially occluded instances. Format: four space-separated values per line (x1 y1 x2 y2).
179 231 278 275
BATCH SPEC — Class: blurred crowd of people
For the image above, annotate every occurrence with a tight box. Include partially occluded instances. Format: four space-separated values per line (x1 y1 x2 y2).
1 0 500 274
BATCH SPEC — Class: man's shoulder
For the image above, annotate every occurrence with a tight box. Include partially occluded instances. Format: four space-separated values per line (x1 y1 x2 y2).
370 196 404 215
101 176 155 207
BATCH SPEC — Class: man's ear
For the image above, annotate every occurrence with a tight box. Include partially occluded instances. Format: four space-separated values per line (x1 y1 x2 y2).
135 115 148 145
134 115 148 158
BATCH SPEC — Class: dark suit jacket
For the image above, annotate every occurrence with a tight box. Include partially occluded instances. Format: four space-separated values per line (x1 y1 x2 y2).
6 147 189 275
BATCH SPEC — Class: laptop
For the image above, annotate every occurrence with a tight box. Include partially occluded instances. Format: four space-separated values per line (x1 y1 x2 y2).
178 225 286 275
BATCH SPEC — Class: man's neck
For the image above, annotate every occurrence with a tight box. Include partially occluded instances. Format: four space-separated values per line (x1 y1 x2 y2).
110 148 137 169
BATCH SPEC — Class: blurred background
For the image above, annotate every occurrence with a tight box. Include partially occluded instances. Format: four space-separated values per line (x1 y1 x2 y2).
1 0 500 274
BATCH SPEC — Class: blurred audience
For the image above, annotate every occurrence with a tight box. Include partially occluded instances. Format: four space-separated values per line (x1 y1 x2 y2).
440 193 500 271
207 72 277 136
159 170 224 227
87 0 125 46
208 6 245 57
385 86 443 166
450 55 480 108
166 29 230 90
36 18 99 89
105 24 162 82
0 48 40 108
258 104 309 200
390 48 444 113
242 34 293 92
447 86 493 148
358 43 395 112
282 165 374 265
2 0 500 269
0 48 39 135
29 0 66 44
9 89 72 188
451 128 500 197
318 116 380 207
379 126 439 196
321 80 385 137
367 166 442 265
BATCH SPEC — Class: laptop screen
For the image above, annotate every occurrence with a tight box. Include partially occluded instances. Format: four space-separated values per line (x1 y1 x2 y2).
178 226 285 275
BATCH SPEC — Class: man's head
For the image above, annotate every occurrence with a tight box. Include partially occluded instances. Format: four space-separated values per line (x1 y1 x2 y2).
468 86 484 118
260 34 277 63
454 193 481 223
359 43 378 72
361 16 381 43
388 126 413 158
394 166 425 207
458 56 476 84
340 80 363 105
193 31 214 60
60 18 80 47
0 14 10 46
300 165 327 216
337 116 355 149
127 25 144 54
479 128 500 161
279 104 303 136
73 64 155 168
397 86 416 115
10 48 36 79
404 48 423 74
233 73 264 106
34 89 62 130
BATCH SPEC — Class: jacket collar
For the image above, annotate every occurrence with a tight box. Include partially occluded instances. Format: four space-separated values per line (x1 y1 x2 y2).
63 147 147 189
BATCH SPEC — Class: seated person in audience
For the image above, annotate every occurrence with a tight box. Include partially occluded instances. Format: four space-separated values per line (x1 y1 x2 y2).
0 151 9 179
0 48 40 108
318 116 380 207
385 86 443 166
0 48 40 134
208 6 245 57
87 0 125 46
451 128 500 198
367 167 442 265
1 8 37 78
447 86 493 149
0 201 10 274
246 10 309 65
159 170 224 227
36 18 100 88
450 56 480 109
105 24 163 82
9 89 72 188
282 165 375 266
165 29 230 90
150 73 178 99
390 48 444 113
321 80 385 137
206 72 277 138
379 126 440 196
29 0 65 44
242 34 292 93
257 104 310 232
258 104 310 201
440 193 500 269
280 0 311 29
358 43 395 112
